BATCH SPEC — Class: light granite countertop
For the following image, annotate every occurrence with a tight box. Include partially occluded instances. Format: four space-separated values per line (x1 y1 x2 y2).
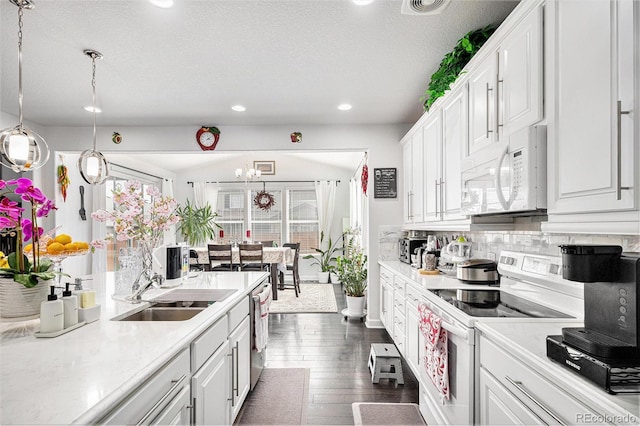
0 271 268 425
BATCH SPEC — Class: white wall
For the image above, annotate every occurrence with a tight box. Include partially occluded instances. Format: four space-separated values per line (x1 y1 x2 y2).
32 123 405 327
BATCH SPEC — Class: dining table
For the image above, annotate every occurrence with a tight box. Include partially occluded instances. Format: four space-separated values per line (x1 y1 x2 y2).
193 246 292 300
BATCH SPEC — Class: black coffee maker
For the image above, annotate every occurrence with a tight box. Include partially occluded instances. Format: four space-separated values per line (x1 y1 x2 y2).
546 245 640 394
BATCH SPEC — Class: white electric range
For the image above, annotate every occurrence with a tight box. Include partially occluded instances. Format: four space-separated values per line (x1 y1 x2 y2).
417 250 585 426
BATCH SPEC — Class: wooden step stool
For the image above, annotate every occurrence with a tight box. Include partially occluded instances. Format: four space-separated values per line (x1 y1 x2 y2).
368 343 404 385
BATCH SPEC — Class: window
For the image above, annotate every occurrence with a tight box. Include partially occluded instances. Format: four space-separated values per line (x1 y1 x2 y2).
211 187 319 253
216 190 246 244
251 190 282 245
287 189 319 254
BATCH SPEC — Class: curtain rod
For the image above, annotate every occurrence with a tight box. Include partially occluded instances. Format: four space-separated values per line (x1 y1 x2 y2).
187 180 340 186
111 163 167 181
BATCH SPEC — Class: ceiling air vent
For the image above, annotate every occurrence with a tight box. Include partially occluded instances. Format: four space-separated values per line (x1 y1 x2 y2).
401 0 452 15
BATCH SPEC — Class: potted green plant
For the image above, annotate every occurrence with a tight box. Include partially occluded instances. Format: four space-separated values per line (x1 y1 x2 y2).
303 231 342 283
421 25 496 111
335 235 368 316
175 199 220 247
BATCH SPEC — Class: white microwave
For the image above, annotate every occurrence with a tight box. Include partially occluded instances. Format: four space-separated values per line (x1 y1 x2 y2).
461 125 547 216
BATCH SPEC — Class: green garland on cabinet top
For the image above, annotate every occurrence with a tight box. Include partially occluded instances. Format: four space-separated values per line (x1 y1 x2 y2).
421 25 496 111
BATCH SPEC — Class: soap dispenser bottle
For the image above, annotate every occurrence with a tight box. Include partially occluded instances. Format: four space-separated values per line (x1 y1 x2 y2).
62 283 79 328
40 286 64 333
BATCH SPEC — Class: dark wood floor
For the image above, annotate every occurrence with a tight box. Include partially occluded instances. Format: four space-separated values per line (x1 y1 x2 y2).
251 284 419 425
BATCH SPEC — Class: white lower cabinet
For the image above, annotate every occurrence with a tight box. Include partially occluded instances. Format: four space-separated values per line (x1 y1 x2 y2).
151 385 192 426
404 283 422 380
191 298 251 425
478 334 601 425
192 340 231 425
229 316 251 421
100 349 191 425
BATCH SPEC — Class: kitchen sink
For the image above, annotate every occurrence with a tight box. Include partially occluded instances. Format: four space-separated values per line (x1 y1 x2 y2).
116 307 206 321
113 288 238 321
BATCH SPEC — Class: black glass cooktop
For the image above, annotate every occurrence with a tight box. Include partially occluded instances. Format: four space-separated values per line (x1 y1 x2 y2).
429 289 573 318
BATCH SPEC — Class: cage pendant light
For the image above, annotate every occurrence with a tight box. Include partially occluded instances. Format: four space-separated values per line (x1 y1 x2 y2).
78 49 109 185
0 0 50 173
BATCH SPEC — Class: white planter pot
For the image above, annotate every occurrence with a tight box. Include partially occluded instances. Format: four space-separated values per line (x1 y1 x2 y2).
317 271 330 283
0 278 49 320
329 272 341 284
346 295 366 316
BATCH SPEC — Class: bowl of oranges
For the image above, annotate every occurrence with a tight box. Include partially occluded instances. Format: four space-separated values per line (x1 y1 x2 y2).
25 233 91 260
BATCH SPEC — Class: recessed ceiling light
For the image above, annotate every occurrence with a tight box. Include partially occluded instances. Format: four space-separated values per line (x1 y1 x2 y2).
352 0 374 6
232 105 246 112
84 106 102 113
337 104 352 111
149 0 174 8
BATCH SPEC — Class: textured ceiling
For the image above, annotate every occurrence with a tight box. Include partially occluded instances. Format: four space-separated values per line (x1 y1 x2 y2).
0 0 517 128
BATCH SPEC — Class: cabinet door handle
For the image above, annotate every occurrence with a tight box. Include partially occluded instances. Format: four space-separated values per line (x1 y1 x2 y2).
486 82 494 138
505 376 566 425
136 374 187 426
617 100 631 200
434 179 440 216
234 341 240 397
497 78 504 130
228 352 234 403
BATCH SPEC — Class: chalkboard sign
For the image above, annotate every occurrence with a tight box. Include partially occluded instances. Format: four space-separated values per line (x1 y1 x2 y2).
373 168 397 199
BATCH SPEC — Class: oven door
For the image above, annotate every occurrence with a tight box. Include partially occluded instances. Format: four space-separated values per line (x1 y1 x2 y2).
418 297 475 426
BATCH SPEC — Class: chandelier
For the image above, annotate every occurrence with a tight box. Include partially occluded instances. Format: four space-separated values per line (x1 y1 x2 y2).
0 0 50 173
78 49 109 185
235 165 261 181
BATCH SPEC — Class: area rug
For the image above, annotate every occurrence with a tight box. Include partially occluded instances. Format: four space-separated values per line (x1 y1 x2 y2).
352 403 425 426
269 283 338 313
236 368 310 425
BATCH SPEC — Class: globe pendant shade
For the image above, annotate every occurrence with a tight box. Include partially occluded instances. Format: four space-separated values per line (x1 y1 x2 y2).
0 125 50 172
78 149 109 184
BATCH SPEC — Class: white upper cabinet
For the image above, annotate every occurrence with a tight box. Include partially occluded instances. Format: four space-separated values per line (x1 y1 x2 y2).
468 55 499 158
441 86 467 220
402 131 425 224
423 110 442 221
498 5 544 137
466 3 543 164
544 0 638 233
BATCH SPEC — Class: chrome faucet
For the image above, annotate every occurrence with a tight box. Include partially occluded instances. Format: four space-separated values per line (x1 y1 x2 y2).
129 269 164 302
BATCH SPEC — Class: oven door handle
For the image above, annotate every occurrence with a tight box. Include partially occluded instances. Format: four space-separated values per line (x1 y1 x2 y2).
440 319 472 343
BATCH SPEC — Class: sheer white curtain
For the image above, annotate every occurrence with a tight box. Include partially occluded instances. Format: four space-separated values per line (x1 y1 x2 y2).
315 180 337 248
193 182 219 211
162 179 177 245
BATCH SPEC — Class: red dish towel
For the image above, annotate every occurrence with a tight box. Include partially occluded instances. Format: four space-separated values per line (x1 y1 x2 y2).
253 284 272 353
418 303 450 400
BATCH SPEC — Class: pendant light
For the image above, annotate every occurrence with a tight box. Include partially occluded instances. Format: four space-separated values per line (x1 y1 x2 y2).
0 0 50 173
78 49 109 185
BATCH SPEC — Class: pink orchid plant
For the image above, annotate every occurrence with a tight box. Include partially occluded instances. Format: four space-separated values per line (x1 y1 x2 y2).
91 180 180 257
0 178 57 287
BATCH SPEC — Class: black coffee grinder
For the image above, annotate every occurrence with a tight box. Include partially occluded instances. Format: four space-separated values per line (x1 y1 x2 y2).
546 245 640 394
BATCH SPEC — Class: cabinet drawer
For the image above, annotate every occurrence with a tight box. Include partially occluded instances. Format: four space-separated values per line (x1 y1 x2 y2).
405 284 421 308
101 348 190 425
191 316 228 373
393 277 406 296
228 297 249 333
380 268 392 284
480 337 596 424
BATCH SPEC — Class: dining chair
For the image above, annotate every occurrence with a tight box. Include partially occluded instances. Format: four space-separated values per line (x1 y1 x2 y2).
259 241 275 248
207 244 236 271
279 243 300 296
238 243 269 273
189 249 204 272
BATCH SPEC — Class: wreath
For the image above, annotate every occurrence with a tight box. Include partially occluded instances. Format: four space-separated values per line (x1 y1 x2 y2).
254 190 276 211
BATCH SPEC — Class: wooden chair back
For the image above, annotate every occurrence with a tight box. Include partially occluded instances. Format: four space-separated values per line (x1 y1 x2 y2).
208 244 234 271
238 243 264 270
